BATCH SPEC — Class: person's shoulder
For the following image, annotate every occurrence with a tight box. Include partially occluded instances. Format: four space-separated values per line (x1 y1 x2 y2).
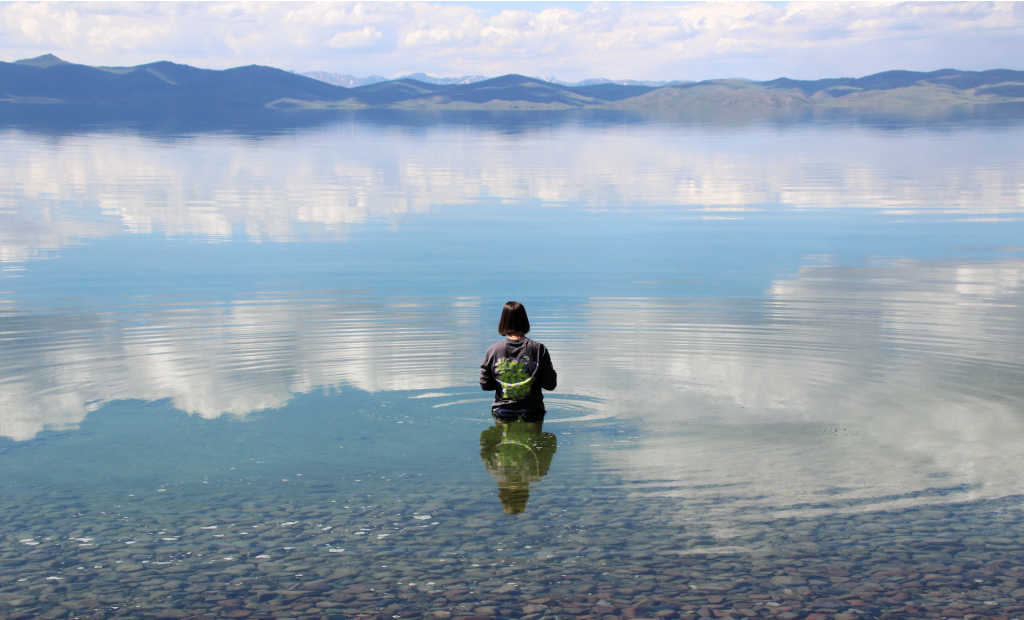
483 340 505 356
525 337 549 352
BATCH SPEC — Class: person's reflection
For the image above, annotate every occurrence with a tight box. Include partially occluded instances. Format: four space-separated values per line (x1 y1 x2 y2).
479 420 557 514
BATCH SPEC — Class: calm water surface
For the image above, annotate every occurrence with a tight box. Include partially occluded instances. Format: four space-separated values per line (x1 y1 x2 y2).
2 117 1024 618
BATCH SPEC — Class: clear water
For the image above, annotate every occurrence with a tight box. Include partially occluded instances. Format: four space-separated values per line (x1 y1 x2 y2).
2 116 1024 618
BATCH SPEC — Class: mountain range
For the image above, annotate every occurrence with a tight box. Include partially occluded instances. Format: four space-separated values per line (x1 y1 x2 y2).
3 54 1024 121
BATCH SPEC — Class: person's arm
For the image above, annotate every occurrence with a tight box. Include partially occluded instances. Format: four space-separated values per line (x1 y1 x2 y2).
480 350 499 391
538 347 557 391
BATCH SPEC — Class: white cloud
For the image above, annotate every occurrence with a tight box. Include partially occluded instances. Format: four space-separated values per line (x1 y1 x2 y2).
328 26 382 49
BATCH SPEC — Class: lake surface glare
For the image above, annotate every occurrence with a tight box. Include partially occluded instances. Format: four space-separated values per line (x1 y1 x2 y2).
2 116 1024 618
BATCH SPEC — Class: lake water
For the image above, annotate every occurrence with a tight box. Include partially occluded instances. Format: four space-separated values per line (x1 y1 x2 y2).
2 114 1024 618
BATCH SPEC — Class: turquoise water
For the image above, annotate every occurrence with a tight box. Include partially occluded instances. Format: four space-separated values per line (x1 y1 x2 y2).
2 117 1024 617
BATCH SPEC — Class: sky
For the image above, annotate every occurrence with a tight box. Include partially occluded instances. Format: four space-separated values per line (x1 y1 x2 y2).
1 2 1022 82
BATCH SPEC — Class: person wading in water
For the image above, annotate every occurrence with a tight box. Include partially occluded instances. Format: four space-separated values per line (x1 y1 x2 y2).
479 301 557 425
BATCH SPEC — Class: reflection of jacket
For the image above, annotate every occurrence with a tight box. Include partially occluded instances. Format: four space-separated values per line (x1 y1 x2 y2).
480 423 558 514
479 425 558 484
479 337 557 414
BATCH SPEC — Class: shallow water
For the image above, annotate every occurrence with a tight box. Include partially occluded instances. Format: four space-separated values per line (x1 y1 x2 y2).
2 117 1024 617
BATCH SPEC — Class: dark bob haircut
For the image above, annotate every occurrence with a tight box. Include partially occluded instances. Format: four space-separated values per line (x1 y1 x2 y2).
498 301 530 336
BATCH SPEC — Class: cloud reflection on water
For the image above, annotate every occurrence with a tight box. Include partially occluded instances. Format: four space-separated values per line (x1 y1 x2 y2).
0 297 480 441
2 254 1023 518
2 122 1023 264
569 257 1024 518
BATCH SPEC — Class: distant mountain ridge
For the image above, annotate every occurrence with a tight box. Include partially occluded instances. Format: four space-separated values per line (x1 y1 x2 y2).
300 71 489 87
299 70 668 88
14 53 67 68
4 54 1024 121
